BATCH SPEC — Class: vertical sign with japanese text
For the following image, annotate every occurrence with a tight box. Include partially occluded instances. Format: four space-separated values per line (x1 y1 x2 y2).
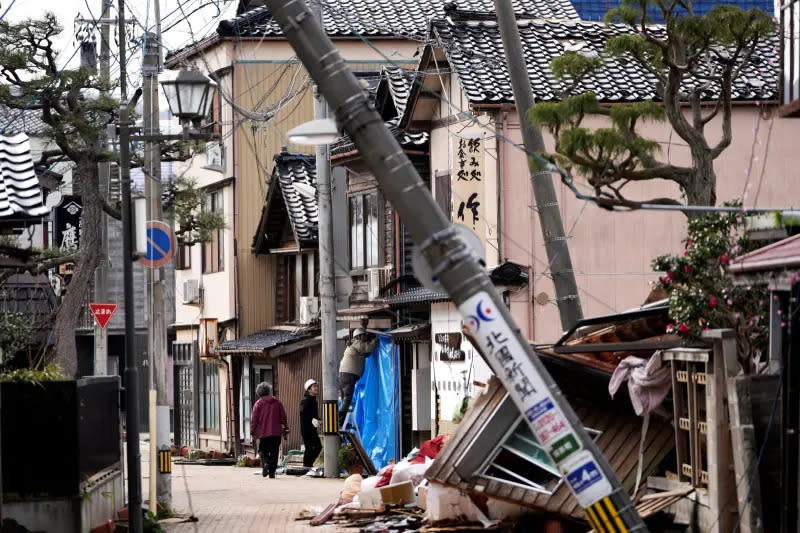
451 135 486 249
54 195 83 252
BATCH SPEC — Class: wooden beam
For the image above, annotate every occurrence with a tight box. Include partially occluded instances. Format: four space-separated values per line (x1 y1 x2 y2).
267 336 321 358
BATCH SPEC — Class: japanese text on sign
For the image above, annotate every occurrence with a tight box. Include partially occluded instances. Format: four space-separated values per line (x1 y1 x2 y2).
451 136 486 245
458 291 614 507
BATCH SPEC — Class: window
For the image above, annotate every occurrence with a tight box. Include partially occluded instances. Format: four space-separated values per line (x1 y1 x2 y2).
176 244 191 270
349 190 380 271
479 420 601 495
202 189 224 273
198 361 220 433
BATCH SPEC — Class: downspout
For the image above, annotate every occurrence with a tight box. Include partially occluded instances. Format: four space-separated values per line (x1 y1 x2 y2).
495 111 503 262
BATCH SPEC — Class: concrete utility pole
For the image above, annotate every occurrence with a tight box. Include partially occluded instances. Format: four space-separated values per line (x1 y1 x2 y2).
261 1 647 530
93 0 112 377
492 0 583 331
308 0 340 478
142 13 172 509
118 0 143 528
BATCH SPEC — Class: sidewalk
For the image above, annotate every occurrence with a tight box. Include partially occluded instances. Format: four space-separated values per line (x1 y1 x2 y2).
163 462 348 532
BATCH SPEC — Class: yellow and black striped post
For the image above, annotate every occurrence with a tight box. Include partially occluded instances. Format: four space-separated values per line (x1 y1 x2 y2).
322 400 339 434
585 496 630 533
158 449 172 474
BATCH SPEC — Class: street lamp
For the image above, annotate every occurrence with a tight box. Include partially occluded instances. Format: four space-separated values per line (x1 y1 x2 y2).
160 69 218 130
287 118 340 146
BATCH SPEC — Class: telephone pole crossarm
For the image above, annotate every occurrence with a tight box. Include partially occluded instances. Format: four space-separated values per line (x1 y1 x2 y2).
260 1 648 530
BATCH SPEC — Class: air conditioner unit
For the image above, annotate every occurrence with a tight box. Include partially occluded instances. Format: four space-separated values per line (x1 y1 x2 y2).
299 296 319 325
183 279 201 305
367 266 392 301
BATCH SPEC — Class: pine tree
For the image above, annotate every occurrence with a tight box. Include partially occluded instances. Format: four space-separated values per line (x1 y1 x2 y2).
530 0 775 212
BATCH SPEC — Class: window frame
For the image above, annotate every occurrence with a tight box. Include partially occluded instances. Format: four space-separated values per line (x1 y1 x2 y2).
348 189 382 274
202 188 225 274
176 243 192 270
198 360 220 434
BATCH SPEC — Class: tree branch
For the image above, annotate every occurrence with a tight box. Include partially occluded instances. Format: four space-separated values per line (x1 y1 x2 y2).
710 70 732 159
102 199 122 220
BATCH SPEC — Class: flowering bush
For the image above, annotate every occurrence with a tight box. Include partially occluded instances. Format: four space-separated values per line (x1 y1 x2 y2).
652 207 769 374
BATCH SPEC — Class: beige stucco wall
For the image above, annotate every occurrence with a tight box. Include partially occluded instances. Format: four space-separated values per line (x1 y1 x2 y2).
496 106 799 343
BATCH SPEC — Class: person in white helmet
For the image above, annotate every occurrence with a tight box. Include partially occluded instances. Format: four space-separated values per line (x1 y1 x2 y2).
338 328 378 427
299 378 322 467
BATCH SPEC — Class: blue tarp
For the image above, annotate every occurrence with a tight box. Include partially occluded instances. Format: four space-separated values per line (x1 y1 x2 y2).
351 334 399 470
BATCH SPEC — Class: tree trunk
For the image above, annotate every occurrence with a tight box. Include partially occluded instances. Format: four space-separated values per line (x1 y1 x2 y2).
684 148 717 208
52 159 103 376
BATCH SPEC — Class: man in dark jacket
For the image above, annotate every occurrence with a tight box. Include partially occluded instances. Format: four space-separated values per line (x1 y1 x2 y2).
338 328 378 426
299 378 322 468
250 382 288 478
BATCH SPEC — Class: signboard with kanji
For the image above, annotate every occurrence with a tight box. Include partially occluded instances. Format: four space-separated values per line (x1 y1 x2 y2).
55 195 83 252
89 303 117 329
451 135 486 249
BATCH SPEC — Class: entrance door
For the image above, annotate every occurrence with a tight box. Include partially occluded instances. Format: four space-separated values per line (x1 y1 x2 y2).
173 341 196 448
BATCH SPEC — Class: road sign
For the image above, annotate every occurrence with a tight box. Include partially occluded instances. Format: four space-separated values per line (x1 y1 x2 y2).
89 303 118 329
139 220 176 268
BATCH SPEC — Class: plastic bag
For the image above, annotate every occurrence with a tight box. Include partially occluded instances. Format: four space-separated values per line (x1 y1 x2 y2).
341 473 363 504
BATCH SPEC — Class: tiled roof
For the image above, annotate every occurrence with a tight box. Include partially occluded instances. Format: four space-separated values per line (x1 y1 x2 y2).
0 134 49 219
217 0 579 39
431 18 778 103
384 286 450 305
0 105 49 136
331 67 430 157
274 151 318 245
217 327 314 352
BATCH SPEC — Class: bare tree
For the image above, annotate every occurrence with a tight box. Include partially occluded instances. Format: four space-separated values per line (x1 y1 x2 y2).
530 1 774 211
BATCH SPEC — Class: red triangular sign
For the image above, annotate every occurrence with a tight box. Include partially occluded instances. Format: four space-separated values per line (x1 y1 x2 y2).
89 303 118 329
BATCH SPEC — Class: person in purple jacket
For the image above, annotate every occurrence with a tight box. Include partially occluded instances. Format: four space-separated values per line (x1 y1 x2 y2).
250 382 288 478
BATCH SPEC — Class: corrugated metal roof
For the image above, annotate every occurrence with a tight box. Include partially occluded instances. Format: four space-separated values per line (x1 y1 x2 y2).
728 233 800 273
0 134 49 219
384 286 450 306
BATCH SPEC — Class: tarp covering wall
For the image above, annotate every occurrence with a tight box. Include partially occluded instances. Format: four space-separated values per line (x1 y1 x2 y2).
352 334 399 470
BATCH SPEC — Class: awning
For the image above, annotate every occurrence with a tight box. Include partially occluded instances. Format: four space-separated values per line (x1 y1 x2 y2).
336 305 390 321
383 287 449 306
217 327 317 355
386 322 431 342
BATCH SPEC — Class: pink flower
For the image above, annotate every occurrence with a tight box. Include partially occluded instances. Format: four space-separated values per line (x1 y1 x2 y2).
682 249 688 257
720 253 729 264
678 323 690 334
665 323 674 333
687 240 694 248
710 296 717 308
684 265 693 273
727 298 734 306
662 272 673 284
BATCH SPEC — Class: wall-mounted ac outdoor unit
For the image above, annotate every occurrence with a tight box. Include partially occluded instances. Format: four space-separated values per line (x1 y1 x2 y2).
183 279 201 305
367 266 392 301
299 296 319 325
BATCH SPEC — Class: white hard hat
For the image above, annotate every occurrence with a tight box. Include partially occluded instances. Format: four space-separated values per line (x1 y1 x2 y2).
353 328 367 337
304 379 317 390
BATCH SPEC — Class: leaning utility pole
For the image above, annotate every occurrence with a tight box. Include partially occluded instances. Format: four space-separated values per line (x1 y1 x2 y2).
308 0 340 478
118 0 143 529
261 1 647 530
493 0 583 331
142 15 172 509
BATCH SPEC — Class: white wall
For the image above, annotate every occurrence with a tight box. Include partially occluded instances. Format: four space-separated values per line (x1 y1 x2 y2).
430 302 494 423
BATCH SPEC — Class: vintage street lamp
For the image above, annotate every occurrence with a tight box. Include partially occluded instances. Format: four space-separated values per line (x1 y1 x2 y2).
287 118 340 145
160 69 218 131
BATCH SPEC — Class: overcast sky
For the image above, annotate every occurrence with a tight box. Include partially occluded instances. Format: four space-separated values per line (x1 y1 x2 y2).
5 0 236 87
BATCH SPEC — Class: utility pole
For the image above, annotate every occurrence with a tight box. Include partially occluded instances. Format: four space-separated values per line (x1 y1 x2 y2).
261 1 647 530
308 0 340 478
118 0 143 529
94 0 112 377
142 9 171 509
492 0 583 331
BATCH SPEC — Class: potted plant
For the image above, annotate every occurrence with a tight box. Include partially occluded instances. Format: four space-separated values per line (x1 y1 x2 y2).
338 443 362 475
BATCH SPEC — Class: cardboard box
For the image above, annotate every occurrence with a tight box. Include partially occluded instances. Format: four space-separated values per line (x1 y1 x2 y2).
359 480 415 509
417 485 427 511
